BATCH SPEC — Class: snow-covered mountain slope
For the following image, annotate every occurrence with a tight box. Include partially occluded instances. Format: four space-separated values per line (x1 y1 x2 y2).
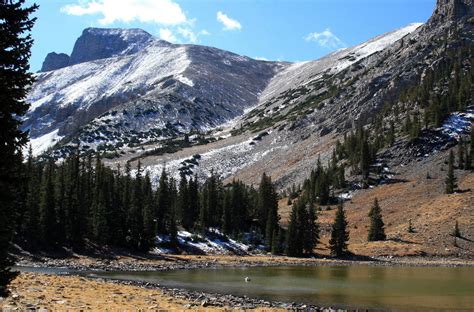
258 23 422 105
127 0 472 190
25 30 284 156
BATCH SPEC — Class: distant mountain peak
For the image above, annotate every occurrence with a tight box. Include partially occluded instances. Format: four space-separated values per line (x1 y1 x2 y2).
39 27 154 73
69 27 153 66
40 52 70 72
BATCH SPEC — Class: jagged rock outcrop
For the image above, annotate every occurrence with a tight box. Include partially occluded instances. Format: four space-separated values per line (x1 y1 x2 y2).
40 52 70 72
69 28 153 66
429 0 474 25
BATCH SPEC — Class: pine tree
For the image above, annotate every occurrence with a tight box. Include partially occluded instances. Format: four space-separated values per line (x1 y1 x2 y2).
285 202 301 257
141 173 155 251
367 198 386 241
39 159 58 246
187 175 200 229
22 149 41 247
467 127 474 170
156 167 170 234
0 0 38 297
222 188 232 235
387 121 395 146
91 156 109 244
329 202 349 257
258 173 279 250
360 138 371 184
303 203 319 254
177 174 191 229
445 150 457 194
453 221 461 238
457 139 465 169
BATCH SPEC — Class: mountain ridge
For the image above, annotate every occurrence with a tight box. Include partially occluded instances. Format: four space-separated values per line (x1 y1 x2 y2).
26 23 422 157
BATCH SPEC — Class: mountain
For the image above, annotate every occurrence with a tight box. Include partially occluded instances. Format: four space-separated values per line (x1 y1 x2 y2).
26 30 285 155
25 24 419 158
39 28 154 72
26 0 472 191
115 0 471 193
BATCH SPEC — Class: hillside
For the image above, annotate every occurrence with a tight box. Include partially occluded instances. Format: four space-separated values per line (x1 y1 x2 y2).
22 0 473 258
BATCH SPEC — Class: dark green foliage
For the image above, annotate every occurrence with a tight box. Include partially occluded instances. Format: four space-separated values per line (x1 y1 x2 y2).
285 199 319 257
368 198 386 241
408 219 415 233
303 203 319 254
457 138 465 169
453 221 461 238
329 202 350 257
336 127 377 187
445 150 457 194
463 129 473 170
300 155 345 206
0 0 38 297
257 173 279 251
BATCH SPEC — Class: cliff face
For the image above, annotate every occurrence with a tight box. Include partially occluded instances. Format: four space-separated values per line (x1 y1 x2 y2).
68 28 153 66
429 0 474 25
40 52 70 72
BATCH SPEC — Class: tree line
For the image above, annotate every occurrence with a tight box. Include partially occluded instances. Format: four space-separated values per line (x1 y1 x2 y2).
15 150 287 253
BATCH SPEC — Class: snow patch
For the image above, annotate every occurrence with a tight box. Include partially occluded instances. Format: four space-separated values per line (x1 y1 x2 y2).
439 108 474 140
175 74 194 87
155 228 251 255
29 129 63 156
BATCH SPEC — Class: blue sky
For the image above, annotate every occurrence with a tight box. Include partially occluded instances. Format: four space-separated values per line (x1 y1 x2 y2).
27 0 436 72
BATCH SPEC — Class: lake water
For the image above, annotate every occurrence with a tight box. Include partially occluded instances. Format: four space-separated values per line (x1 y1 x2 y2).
17 265 474 311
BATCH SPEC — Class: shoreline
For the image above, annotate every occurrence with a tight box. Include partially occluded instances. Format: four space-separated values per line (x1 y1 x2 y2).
5 254 473 311
15 253 474 272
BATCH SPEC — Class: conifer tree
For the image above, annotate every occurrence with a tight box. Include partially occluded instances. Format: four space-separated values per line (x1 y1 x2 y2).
258 173 279 250
457 139 465 169
467 127 474 170
360 138 371 184
156 167 170 233
453 220 461 238
91 156 109 244
39 159 59 246
445 150 457 194
0 0 38 296
303 203 319 254
285 201 301 257
177 174 191 229
22 149 41 247
368 198 386 241
187 175 200 229
141 173 155 251
222 188 232 235
329 202 349 257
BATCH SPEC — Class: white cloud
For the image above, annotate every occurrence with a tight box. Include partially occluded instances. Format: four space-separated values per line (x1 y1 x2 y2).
304 28 345 49
177 27 198 43
199 29 211 36
159 28 178 42
61 0 187 26
254 56 268 61
216 11 242 31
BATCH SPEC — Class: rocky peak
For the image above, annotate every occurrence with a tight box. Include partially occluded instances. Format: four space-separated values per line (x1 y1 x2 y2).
429 0 473 25
40 52 70 72
69 27 153 66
